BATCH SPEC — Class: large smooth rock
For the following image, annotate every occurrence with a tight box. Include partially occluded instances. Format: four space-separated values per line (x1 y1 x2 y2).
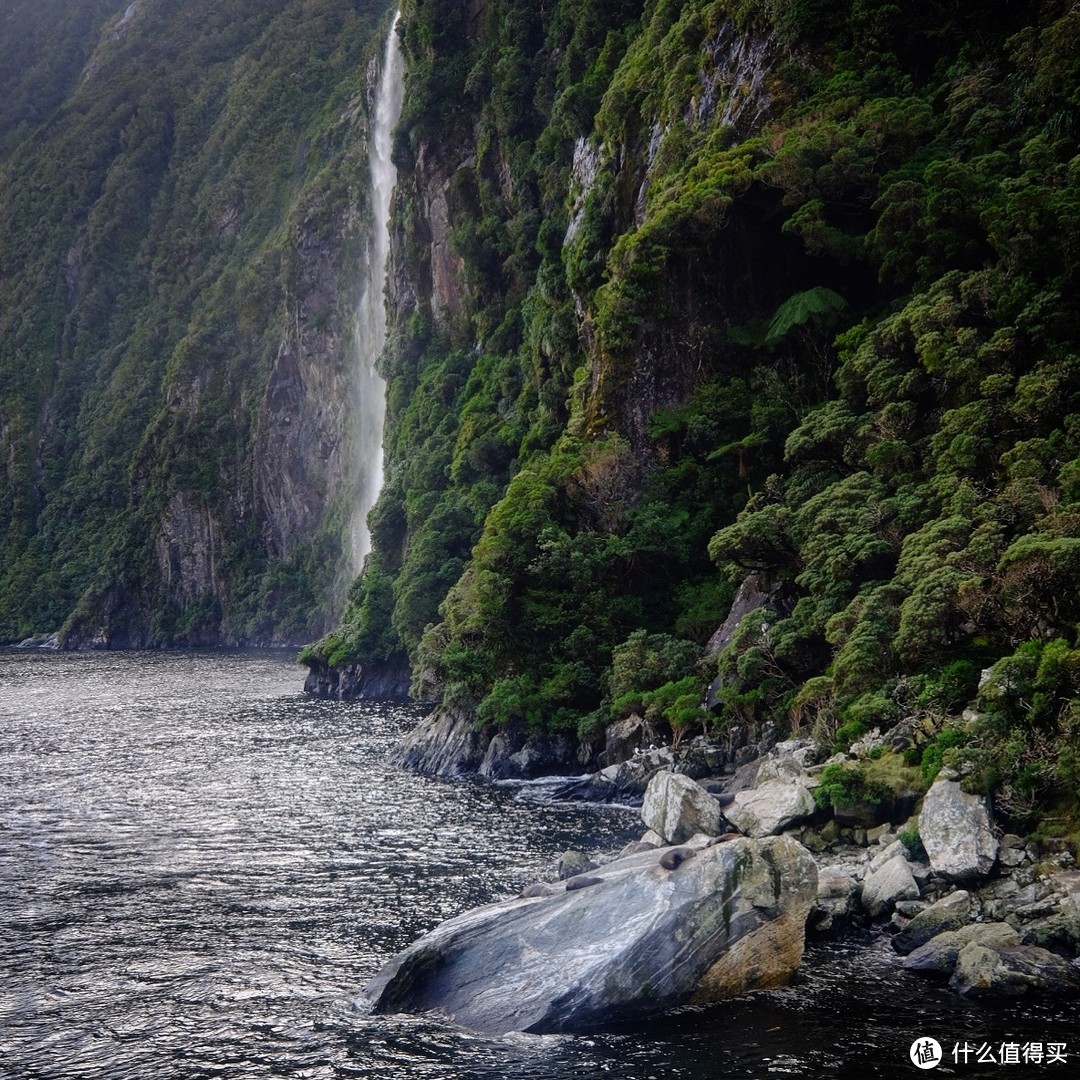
726 779 817 838
641 771 722 843
918 778 998 880
365 835 818 1034
892 890 971 955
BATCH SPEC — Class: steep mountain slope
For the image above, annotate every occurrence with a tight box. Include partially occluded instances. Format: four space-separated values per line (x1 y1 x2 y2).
0 0 396 645
309 0 1080 832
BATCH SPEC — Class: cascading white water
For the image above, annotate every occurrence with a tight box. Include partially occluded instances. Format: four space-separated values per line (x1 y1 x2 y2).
349 11 404 574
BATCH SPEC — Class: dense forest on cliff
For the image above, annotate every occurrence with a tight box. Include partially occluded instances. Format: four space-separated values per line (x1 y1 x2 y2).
2 0 1079 835
0 0 395 646
306 0 1080 835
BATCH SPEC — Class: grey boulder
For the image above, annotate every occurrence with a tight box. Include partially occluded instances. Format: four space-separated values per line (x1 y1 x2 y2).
860 851 919 917
951 941 1080 997
918 778 998 880
726 779 817 838
365 835 818 1034
902 922 1021 974
640 770 722 843
892 890 971 955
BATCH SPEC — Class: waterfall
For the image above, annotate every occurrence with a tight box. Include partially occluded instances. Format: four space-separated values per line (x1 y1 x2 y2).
349 11 404 575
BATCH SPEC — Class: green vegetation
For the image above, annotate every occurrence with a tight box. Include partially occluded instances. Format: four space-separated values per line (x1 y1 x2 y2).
812 762 892 811
309 0 1080 834
3 0 1078 833
0 0 396 644
898 825 926 862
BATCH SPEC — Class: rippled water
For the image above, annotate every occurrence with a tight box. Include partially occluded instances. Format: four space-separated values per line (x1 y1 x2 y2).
2 650 1078 1079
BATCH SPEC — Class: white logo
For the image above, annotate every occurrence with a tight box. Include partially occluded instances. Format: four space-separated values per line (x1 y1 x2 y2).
910 1037 943 1070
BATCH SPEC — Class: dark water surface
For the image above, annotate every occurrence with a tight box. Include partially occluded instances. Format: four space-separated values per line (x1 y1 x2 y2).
1 650 1078 1079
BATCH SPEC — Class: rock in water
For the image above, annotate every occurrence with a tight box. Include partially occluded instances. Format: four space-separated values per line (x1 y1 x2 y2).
364 835 818 1034
389 706 491 777
950 941 1080 998
892 890 971 955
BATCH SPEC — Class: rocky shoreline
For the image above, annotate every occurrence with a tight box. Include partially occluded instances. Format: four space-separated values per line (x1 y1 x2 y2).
373 718 1080 1031
566 736 1080 1002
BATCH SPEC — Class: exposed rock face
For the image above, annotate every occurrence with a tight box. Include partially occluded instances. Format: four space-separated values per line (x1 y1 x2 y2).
689 20 781 136
919 778 999 880
477 720 580 780
153 490 225 616
389 706 493 778
409 147 469 319
706 573 783 659
726 778 817 838
303 659 412 700
387 707 584 779
640 771 722 843
598 713 663 768
365 835 818 1034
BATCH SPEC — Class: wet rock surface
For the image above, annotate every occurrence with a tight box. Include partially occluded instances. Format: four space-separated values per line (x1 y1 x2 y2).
385 702 1080 1013
364 835 818 1034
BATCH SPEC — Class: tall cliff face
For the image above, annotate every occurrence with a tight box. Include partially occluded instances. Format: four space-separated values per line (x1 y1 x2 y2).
311 0 1080 832
307 0 800 701
0 0 399 646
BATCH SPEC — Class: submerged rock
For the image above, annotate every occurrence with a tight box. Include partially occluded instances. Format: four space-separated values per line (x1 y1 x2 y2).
365 835 818 1034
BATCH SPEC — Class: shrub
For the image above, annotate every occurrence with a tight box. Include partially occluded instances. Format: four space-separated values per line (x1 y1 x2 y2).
812 762 892 810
